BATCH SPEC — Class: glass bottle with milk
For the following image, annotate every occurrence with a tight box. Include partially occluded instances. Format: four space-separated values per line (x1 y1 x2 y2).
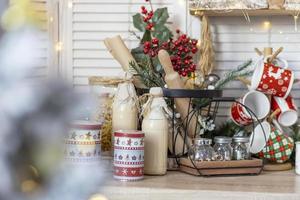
112 81 138 139
142 87 168 175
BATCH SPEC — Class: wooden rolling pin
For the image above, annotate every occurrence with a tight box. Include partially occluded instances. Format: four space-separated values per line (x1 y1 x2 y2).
158 50 197 139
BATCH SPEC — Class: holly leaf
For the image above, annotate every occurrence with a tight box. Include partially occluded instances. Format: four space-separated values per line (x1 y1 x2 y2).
152 7 169 27
133 13 146 32
141 30 151 43
152 26 172 42
152 57 164 73
131 46 148 64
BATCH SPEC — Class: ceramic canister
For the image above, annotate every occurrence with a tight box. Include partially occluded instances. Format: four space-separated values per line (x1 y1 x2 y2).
65 120 102 163
113 130 144 181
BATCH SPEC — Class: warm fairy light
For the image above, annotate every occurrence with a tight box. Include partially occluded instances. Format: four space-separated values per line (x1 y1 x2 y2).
249 28 253 32
89 194 108 200
21 180 38 193
196 39 201 48
68 1 73 8
55 42 63 52
49 16 54 23
279 30 283 34
294 15 299 31
177 0 185 6
263 21 271 30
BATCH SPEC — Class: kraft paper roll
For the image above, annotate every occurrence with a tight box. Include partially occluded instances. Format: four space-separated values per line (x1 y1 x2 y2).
104 35 145 88
104 35 137 71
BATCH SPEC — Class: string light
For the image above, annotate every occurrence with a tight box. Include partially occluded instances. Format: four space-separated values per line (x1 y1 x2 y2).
21 179 38 193
294 15 299 32
49 16 54 23
263 21 271 30
68 1 73 8
196 39 201 48
55 42 63 52
177 0 185 7
88 194 108 200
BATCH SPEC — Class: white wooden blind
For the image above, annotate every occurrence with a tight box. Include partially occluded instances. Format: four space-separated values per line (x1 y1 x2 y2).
65 1 300 121
30 0 51 80
189 16 300 121
71 0 174 91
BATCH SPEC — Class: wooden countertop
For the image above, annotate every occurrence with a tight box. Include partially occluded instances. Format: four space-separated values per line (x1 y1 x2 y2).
101 170 300 200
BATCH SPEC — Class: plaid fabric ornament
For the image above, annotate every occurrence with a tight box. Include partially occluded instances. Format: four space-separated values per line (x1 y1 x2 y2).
258 128 294 163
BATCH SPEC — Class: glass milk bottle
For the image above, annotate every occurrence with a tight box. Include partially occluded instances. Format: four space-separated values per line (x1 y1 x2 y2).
142 87 168 175
112 81 138 140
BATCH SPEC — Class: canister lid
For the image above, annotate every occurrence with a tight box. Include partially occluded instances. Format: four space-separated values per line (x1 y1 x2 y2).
70 120 102 130
233 136 250 143
193 138 212 145
214 136 232 143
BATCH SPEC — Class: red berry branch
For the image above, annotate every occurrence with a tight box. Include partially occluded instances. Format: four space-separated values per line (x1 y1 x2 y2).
141 6 154 30
143 30 198 77
132 0 198 78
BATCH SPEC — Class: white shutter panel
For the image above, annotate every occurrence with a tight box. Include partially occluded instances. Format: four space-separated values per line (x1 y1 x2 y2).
187 16 300 121
71 0 174 92
29 0 51 80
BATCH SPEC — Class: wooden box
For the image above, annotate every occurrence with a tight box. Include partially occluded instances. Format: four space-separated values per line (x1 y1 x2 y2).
179 157 263 176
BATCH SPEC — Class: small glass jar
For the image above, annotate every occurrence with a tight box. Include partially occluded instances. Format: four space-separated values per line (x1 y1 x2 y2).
232 136 250 160
213 136 232 161
89 76 121 122
188 138 215 161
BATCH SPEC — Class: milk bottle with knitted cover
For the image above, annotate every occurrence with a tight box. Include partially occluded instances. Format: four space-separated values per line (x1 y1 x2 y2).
112 81 138 141
142 87 168 175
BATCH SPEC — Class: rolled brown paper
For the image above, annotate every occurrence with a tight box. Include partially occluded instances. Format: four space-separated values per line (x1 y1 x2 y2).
104 35 145 88
158 50 197 139
104 35 137 71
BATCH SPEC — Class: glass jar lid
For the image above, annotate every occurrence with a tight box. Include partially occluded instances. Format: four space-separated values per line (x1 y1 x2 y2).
204 138 212 145
233 136 250 143
193 138 212 145
214 136 232 144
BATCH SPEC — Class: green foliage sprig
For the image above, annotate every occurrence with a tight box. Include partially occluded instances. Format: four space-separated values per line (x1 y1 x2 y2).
129 60 165 88
215 59 253 89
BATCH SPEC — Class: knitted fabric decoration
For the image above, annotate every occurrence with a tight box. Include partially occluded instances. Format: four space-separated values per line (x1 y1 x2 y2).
258 128 294 163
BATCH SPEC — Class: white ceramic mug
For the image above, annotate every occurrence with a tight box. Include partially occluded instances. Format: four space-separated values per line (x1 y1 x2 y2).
295 141 300 175
249 121 271 154
271 95 298 127
231 91 270 126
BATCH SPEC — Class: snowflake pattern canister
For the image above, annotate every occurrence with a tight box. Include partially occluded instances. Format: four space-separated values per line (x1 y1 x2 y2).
65 120 102 163
113 130 144 181
250 57 294 99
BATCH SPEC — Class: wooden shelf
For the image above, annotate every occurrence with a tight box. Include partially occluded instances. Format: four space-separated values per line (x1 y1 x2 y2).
190 9 299 17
